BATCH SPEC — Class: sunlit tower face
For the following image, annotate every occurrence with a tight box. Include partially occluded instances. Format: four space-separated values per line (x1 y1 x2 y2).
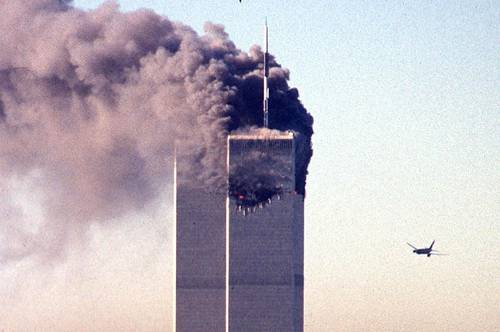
226 132 304 332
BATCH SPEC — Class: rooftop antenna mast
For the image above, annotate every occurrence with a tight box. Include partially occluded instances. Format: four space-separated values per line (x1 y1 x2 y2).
263 19 269 128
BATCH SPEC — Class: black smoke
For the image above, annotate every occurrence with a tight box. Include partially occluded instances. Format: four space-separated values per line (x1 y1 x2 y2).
0 0 313 262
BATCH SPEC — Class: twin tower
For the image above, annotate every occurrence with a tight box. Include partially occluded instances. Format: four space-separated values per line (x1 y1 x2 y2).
174 132 304 331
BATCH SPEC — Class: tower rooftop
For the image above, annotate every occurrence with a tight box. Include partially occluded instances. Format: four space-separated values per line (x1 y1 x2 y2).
228 131 294 140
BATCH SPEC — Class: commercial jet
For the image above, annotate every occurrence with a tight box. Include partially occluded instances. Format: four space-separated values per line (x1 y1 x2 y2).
407 240 447 257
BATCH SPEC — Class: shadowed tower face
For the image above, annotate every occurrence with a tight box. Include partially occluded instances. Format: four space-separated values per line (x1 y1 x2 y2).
227 132 304 332
174 157 226 332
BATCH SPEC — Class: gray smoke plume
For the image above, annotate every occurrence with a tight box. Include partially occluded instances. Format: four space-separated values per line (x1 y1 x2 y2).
0 0 313 262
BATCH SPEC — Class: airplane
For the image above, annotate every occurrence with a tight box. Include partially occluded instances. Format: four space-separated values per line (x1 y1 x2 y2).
407 240 447 257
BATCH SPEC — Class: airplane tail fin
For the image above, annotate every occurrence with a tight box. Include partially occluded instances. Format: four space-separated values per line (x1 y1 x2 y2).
429 240 435 249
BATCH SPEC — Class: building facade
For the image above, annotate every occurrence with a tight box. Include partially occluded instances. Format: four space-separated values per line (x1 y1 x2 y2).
227 133 304 332
174 165 226 331
174 132 304 332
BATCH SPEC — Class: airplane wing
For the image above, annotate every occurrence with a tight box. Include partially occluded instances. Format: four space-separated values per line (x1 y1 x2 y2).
407 242 418 250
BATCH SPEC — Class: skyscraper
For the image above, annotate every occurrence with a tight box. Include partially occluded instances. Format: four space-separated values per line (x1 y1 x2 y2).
174 156 226 331
175 22 305 331
227 132 304 332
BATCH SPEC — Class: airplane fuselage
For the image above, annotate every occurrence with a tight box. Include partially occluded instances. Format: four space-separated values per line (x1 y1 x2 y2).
414 248 432 255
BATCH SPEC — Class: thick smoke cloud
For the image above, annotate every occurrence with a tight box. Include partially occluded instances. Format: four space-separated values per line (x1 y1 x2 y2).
0 0 313 262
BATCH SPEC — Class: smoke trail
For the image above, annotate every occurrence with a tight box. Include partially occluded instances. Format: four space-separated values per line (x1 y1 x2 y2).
0 0 313 262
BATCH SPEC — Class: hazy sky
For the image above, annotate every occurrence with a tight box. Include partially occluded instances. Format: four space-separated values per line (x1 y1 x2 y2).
2 1 499 331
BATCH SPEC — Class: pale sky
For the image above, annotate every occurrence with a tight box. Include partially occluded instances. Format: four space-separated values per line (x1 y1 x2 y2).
1 1 499 331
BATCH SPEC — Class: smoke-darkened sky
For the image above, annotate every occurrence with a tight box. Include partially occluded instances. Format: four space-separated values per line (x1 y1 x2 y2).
0 0 312 264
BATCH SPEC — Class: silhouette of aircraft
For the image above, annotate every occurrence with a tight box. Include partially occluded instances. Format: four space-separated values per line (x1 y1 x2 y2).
407 240 447 257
